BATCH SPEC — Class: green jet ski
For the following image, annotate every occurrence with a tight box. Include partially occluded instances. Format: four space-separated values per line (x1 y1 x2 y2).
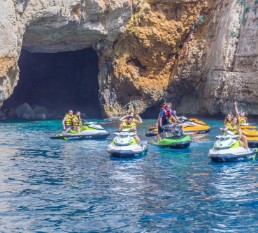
208 130 257 162
107 130 148 158
150 124 191 149
50 122 109 140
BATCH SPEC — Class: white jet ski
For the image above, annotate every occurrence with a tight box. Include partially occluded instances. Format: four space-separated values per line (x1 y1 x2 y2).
107 130 147 158
50 122 109 140
208 131 256 162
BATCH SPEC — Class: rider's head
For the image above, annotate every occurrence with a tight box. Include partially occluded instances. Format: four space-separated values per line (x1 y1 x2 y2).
127 116 133 124
76 111 81 117
240 110 246 117
166 103 172 110
68 110 73 115
226 113 233 122
232 116 239 125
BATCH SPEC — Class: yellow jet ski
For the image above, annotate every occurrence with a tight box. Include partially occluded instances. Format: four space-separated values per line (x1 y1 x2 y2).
146 117 211 137
240 124 258 148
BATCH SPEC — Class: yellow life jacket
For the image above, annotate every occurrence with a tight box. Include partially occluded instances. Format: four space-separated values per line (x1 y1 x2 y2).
225 122 232 128
65 114 74 126
239 116 247 125
123 118 138 126
229 124 238 134
73 116 82 127
122 121 135 130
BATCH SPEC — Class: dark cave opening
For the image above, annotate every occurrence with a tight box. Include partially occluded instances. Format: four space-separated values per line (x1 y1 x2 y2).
141 104 161 119
3 48 101 118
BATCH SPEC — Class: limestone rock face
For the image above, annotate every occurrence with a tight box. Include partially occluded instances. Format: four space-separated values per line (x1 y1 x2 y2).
100 0 258 116
99 0 210 116
0 0 137 111
0 0 21 106
21 0 137 53
1 0 258 117
201 0 258 115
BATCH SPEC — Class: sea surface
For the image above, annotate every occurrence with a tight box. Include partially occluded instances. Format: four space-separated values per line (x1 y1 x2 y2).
0 119 258 232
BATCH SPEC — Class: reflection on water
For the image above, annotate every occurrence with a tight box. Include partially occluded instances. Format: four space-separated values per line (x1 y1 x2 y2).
0 119 257 232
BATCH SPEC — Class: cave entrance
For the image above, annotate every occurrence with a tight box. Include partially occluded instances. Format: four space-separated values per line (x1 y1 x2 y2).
3 48 101 118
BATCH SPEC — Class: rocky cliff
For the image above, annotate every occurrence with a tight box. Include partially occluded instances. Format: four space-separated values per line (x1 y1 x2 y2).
202 0 258 115
0 0 257 118
0 0 138 117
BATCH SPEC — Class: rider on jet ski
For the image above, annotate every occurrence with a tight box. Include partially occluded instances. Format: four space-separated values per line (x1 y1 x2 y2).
157 103 177 141
62 110 74 133
73 111 82 133
120 111 143 125
119 116 140 144
222 113 248 149
234 101 248 125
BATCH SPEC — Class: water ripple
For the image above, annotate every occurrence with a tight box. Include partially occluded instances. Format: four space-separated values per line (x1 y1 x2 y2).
0 119 257 232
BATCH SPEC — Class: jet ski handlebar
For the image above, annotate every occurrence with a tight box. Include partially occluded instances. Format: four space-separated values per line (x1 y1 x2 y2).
162 124 182 131
217 129 239 140
114 130 136 136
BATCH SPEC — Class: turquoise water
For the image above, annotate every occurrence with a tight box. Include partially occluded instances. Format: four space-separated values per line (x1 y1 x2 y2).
0 119 258 232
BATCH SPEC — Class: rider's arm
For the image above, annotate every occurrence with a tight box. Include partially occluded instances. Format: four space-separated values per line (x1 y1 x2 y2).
159 117 163 126
118 123 123 131
156 114 160 125
119 115 128 121
171 116 177 122
134 115 143 124
159 110 164 126
62 116 67 130
172 111 179 122
223 125 229 131
234 101 240 117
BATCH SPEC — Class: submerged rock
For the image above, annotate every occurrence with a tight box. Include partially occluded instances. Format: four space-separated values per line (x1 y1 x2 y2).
33 105 48 120
14 103 49 120
15 103 35 120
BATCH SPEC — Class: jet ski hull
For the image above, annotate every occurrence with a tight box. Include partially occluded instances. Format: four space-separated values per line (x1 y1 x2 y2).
248 140 258 148
150 135 191 149
50 130 109 140
208 148 256 162
107 144 148 158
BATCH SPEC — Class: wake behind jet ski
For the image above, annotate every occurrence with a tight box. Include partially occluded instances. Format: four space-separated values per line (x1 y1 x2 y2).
208 130 256 162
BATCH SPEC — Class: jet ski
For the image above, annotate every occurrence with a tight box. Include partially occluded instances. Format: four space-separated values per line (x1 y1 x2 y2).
107 130 148 158
50 122 109 140
208 131 256 162
150 124 191 149
240 124 258 148
146 117 211 137
181 117 211 134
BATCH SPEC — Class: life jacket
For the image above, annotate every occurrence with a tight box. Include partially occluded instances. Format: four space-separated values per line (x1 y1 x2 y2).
161 109 173 122
65 114 74 126
123 118 137 125
225 122 232 128
122 121 135 130
239 116 247 125
228 124 238 134
73 115 82 127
